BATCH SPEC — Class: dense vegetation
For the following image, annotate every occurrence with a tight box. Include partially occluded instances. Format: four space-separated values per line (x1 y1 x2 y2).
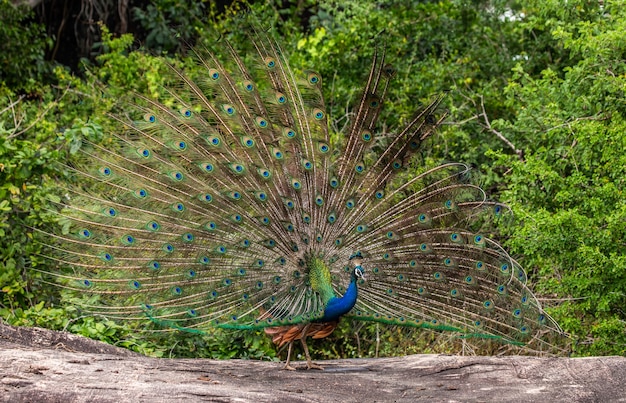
1 0 624 359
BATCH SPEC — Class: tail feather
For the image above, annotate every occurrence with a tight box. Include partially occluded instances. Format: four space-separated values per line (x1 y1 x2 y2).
35 27 565 353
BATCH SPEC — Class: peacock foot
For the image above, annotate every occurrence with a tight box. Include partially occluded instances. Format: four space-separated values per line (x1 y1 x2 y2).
305 362 324 370
282 363 297 371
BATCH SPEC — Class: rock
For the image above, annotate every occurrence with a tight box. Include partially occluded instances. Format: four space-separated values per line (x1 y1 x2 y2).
1 321 624 402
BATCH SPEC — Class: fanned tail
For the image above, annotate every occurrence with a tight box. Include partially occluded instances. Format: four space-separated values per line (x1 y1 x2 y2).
35 25 565 354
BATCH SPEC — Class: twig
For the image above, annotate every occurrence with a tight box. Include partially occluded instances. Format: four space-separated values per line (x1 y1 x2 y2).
442 114 479 126
478 95 524 160
0 94 25 116
538 296 591 302
375 323 380 358
51 84 93 98
50 0 69 62
545 113 607 133
8 86 70 139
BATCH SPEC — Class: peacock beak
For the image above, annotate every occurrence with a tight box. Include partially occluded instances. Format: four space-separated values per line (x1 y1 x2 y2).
355 265 365 280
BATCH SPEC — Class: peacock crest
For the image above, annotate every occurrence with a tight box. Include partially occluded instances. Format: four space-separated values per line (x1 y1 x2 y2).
37 25 564 369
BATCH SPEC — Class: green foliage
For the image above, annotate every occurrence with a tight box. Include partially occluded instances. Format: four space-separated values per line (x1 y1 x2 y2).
489 0 626 355
2 0 625 359
132 0 209 53
0 87 64 313
289 0 544 187
0 1 54 92
0 17 139 329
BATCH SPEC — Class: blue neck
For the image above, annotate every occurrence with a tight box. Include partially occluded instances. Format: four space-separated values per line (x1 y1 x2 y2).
318 272 359 322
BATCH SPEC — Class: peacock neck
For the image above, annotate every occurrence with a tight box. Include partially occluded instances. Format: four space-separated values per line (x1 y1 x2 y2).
307 257 336 304
307 256 359 322
318 271 359 322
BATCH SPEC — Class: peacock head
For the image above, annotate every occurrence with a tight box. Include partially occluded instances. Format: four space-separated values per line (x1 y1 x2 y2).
349 251 365 281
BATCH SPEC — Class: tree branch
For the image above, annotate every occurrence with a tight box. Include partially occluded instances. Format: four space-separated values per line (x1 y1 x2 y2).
478 95 524 160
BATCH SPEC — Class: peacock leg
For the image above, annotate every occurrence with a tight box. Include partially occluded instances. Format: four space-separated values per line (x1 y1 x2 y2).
301 338 324 370
283 342 296 371
299 324 324 370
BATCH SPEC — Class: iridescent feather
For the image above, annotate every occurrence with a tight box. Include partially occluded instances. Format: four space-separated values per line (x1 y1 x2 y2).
36 26 564 369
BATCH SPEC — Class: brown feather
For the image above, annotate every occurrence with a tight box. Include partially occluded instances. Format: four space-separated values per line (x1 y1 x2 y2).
264 321 339 347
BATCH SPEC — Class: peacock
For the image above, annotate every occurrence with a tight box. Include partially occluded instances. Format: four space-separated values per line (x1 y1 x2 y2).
36 26 564 370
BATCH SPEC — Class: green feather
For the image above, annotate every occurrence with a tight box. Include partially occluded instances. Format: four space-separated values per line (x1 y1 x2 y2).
307 257 335 304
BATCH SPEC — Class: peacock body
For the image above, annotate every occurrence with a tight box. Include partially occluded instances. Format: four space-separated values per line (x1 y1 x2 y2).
38 27 563 369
